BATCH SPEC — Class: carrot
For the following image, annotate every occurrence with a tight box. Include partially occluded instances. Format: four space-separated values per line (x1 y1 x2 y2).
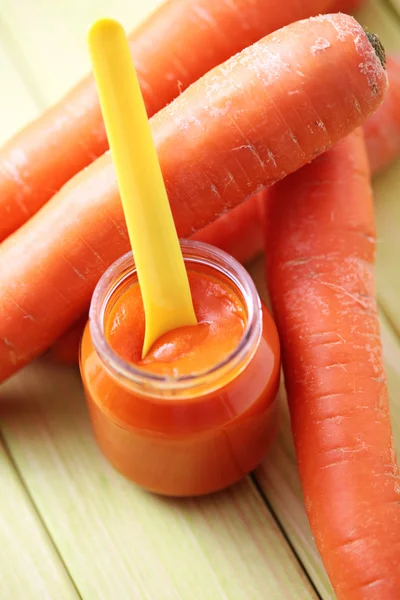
45 315 88 365
364 54 400 173
199 53 400 267
195 52 400 261
265 128 400 599
192 192 265 264
199 53 400 265
201 51 400 260
0 0 354 244
0 14 387 383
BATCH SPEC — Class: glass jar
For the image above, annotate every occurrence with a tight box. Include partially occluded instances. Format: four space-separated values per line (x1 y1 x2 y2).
80 240 280 497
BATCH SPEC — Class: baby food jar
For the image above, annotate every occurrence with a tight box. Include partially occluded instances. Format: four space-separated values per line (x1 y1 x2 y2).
80 240 280 496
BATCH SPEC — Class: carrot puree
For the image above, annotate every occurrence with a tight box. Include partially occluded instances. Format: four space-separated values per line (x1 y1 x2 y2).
106 271 246 377
80 249 280 496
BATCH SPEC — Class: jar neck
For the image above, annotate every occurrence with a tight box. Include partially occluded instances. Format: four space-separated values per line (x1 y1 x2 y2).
89 240 262 400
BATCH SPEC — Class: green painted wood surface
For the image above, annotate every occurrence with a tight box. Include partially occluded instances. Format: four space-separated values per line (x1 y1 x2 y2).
0 39 39 145
0 441 79 599
0 0 162 107
0 0 399 598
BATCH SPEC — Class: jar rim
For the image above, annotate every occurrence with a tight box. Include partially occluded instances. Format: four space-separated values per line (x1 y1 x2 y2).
89 239 262 399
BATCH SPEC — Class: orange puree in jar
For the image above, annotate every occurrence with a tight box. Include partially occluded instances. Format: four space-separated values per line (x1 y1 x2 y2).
106 271 246 377
80 241 280 497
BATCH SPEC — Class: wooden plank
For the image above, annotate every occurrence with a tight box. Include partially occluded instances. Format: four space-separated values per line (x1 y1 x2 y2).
358 0 400 336
0 38 39 144
0 362 318 600
374 158 400 338
256 390 335 600
357 0 400 51
0 17 79 600
388 0 400 17
0 0 162 108
380 310 400 449
0 441 79 599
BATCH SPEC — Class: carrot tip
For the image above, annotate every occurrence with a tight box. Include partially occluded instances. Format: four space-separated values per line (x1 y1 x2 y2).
365 31 386 69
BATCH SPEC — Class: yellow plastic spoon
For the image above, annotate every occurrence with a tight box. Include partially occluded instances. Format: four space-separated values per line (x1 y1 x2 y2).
88 18 197 358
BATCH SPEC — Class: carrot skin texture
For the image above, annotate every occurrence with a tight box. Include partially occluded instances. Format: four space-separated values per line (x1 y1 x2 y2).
192 192 265 263
0 14 388 382
195 53 400 270
45 315 88 365
364 54 400 173
265 129 400 600
193 52 400 264
197 53 400 270
0 0 349 243
198 52 400 261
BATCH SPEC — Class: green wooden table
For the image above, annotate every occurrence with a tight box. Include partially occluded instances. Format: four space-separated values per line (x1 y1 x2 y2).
1 1 399 598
